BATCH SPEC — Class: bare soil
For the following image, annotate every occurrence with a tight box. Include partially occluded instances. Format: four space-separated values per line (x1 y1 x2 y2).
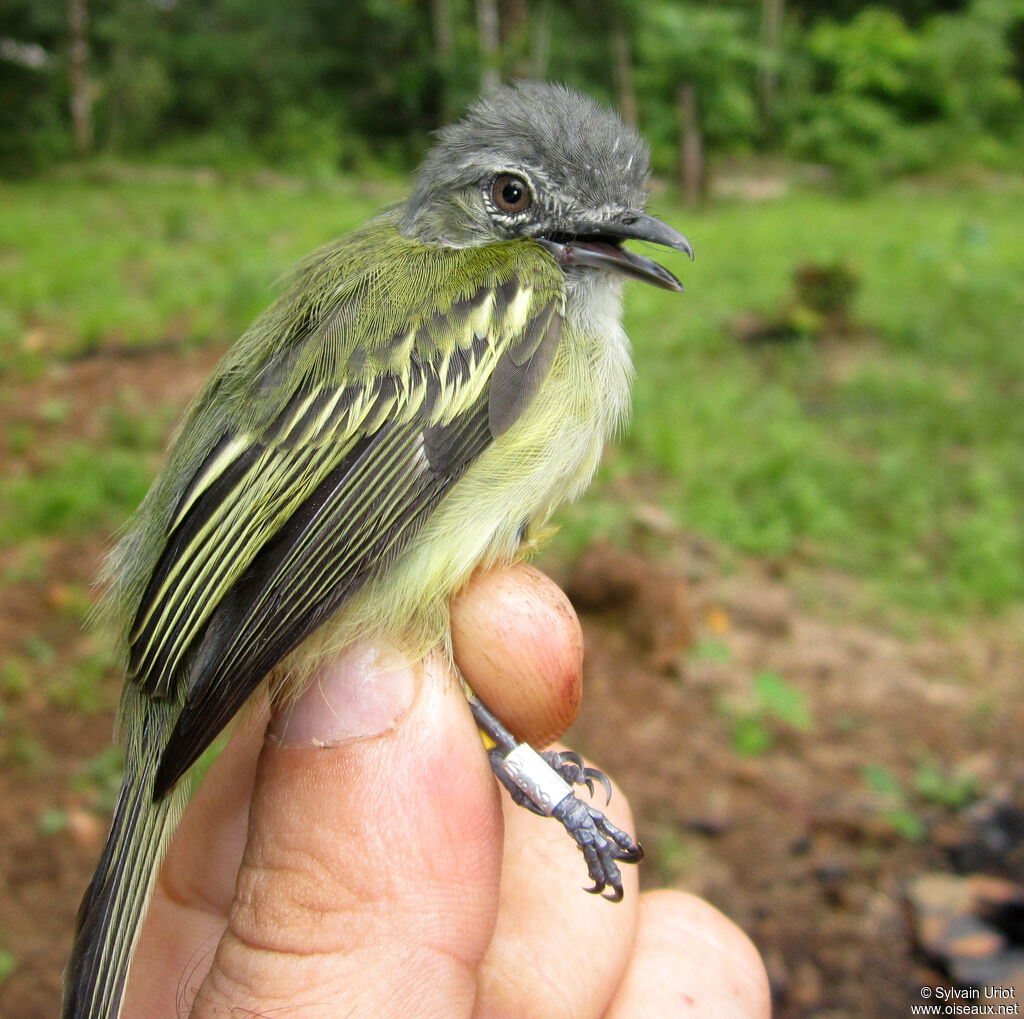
2 350 1022 1017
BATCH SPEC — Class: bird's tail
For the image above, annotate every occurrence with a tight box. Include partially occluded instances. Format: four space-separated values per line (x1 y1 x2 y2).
62 705 188 1019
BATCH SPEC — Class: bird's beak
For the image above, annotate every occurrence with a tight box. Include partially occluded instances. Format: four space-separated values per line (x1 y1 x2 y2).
537 213 694 292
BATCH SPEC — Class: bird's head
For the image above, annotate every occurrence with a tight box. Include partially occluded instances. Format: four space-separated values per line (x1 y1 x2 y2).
400 81 692 291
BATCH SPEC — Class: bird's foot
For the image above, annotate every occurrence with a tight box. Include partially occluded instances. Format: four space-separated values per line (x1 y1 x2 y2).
468 693 642 901
486 741 643 902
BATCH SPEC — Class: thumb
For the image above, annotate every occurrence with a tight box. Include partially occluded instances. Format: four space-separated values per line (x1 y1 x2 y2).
192 645 503 1019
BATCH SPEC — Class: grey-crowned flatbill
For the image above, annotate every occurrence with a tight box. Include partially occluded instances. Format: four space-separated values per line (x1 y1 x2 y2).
64 81 692 1018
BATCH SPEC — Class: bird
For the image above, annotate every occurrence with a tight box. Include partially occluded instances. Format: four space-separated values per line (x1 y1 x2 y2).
63 80 692 1019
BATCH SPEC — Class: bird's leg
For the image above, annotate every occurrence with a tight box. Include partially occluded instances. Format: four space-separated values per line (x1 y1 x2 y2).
466 693 643 902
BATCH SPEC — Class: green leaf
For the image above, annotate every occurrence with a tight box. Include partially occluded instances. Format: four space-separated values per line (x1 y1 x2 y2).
862 763 903 797
37 807 68 836
732 715 773 757
0 950 16 986
753 672 812 731
913 760 977 809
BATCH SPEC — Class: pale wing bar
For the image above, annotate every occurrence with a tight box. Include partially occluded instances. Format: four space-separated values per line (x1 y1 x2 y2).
152 397 493 796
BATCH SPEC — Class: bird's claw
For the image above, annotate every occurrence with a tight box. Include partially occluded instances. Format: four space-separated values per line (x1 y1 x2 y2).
551 792 644 901
541 750 614 805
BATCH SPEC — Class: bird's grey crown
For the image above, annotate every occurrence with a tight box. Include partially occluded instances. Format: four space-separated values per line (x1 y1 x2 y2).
400 81 651 248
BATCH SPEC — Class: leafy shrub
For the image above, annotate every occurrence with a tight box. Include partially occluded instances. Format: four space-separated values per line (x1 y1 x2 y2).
779 1 1024 188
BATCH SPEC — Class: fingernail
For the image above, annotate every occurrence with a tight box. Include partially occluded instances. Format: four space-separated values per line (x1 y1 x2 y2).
269 641 417 746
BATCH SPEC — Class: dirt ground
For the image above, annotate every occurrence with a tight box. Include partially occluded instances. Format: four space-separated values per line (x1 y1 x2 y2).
2 349 1022 1017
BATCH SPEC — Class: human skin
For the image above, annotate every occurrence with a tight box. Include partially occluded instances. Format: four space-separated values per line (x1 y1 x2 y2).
123 564 771 1018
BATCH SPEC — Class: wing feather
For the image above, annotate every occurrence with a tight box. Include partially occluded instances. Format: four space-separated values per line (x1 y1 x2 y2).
116 223 565 795
153 402 492 796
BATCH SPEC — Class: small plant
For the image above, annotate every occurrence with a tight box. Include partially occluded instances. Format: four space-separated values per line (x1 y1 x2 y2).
0 948 16 987
862 758 980 841
690 637 733 664
862 763 927 841
48 645 118 715
728 671 813 756
651 825 695 886
37 807 68 836
913 758 977 810
8 733 46 773
20 634 55 664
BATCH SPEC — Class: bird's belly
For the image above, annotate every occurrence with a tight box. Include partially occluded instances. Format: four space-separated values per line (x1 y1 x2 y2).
333 405 602 655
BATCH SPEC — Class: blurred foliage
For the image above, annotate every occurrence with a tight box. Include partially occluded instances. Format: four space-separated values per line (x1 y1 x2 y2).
862 763 929 840
782 0 1024 189
725 670 814 757
0 1 72 173
634 3 762 161
0 948 15 988
1 0 1022 184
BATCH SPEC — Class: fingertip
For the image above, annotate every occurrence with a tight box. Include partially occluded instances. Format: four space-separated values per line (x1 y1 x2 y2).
605 890 771 1018
473 752 640 1018
451 564 583 747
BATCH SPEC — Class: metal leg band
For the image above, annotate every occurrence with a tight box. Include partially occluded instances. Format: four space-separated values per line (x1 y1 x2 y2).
499 743 574 816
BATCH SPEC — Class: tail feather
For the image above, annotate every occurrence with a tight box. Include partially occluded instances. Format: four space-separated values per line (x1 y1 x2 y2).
63 708 188 1019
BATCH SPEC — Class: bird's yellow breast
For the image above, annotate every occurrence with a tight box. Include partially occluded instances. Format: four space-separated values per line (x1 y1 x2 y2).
274 275 633 687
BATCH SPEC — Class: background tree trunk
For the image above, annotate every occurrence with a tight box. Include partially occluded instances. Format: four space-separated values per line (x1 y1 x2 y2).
677 81 704 206
611 4 637 127
477 0 500 94
758 0 785 136
504 0 529 79
528 0 552 81
432 0 455 123
67 0 92 157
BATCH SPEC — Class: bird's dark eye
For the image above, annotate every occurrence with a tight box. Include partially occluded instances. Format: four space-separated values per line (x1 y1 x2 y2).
491 173 532 215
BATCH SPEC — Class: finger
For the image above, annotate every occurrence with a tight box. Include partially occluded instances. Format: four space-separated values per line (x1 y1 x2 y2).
452 563 584 748
604 890 771 1018
191 645 504 1019
474 755 640 1019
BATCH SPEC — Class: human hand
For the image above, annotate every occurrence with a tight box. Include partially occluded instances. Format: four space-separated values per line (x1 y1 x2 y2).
124 564 770 1017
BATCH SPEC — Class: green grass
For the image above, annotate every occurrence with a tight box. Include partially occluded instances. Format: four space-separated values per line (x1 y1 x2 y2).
616 178 1024 614
1 167 1022 617
0 170 400 363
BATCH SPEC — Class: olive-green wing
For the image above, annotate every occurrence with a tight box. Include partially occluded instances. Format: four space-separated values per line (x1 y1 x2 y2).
124 249 563 799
